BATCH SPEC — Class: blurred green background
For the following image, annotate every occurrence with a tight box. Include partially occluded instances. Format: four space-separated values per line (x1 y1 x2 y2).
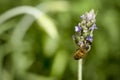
0 0 120 80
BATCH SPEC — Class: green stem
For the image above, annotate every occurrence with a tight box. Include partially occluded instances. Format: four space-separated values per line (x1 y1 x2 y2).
78 59 82 80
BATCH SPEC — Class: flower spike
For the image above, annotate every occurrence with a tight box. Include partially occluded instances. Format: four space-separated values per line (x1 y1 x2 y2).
72 9 97 60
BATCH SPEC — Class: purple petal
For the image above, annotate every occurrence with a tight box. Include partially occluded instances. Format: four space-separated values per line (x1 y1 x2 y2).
89 24 97 30
86 36 93 42
87 10 95 20
87 13 93 20
80 15 86 19
78 41 83 46
89 26 94 30
75 26 82 32
93 24 97 29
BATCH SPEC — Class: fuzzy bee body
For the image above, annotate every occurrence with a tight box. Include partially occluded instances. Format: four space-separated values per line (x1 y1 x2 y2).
73 42 91 60
73 48 86 60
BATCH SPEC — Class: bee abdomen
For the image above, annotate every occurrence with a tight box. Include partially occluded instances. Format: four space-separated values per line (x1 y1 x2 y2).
73 50 85 60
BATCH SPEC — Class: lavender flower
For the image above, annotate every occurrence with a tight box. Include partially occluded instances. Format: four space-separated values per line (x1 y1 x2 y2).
75 26 82 32
86 36 93 42
81 10 96 21
78 41 83 46
81 15 86 20
72 9 97 60
89 24 97 30
87 10 96 20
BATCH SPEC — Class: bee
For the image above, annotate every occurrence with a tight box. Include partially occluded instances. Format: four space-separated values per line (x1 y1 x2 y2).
74 47 86 60
73 41 91 60
72 35 92 60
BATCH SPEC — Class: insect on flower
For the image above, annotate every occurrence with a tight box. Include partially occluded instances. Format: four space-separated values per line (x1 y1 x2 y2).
73 43 91 60
72 9 97 60
73 38 91 60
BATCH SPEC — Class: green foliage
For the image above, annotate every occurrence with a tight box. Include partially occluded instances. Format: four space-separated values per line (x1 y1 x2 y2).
0 0 120 80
